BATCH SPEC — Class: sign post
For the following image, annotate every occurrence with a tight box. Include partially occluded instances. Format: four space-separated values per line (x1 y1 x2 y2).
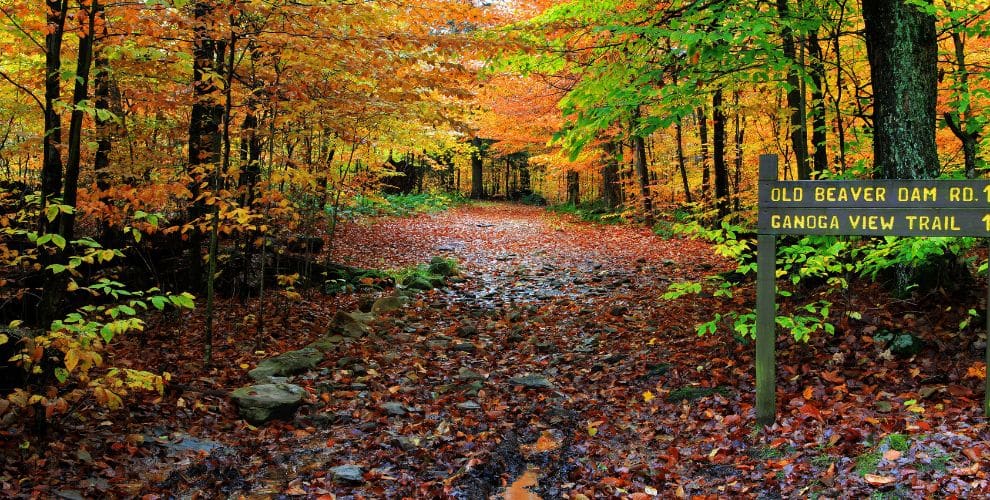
755 154 990 425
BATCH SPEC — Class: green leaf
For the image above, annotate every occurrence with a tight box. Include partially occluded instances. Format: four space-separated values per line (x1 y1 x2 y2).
54 367 69 383
150 296 167 311
50 234 66 250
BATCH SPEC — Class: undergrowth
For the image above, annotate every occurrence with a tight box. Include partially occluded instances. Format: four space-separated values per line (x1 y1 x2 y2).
549 201 626 225
340 192 468 218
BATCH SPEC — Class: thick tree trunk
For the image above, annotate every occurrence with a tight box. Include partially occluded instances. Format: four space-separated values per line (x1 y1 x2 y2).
40 0 68 236
470 137 484 199
566 170 579 205
601 141 622 210
186 1 224 288
712 89 730 218
778 0 810 179
862 0 938 179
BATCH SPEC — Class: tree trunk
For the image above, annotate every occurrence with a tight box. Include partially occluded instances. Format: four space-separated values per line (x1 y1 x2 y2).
697 106 710 202
943 2 980 179
733 92 745 212
862 0 938 179
808 29 828 175
470 137 484 199
601 141 621 209
632 107 654 225
40 0 68 236
186 0 224 288
675 117 692 204
778 0 810 179
712 89 730 218
566 170 579 205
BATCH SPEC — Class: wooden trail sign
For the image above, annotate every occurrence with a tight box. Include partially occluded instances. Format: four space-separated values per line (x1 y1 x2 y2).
755 154 990 425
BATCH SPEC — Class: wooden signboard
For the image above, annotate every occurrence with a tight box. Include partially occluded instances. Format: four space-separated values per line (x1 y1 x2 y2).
755 154 990 425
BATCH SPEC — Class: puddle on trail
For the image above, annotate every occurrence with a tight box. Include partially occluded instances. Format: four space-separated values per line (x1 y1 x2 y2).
504 467 542 500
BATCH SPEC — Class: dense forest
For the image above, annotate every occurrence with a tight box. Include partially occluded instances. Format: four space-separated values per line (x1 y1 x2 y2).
3 0 990 497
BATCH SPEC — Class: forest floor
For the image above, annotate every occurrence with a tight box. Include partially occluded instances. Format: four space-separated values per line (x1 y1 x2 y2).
5 203 990 498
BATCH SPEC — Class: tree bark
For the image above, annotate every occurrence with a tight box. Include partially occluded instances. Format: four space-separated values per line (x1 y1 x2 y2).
186 0 224 288
697 106 710 202
566 170 579 205
862 0 938 179
601 141 621 210
675 117 692 204
40 0 68 235
632 107 654 225
778 0 810 179
470 137 484 199
712 89 730 218
808 29 828 175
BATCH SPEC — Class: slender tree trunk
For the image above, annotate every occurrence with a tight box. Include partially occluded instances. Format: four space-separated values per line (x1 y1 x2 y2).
59 0 99 244
733 91 745 211
675 117 692 204
862 0 938 179
778 0 810 179
943 2 980 179
808 29 828 174
697 106 710 202
712 89 730 218
93 17 114 242
632 107 654 225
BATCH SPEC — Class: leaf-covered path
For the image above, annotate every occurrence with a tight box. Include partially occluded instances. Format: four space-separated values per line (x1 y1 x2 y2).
9 204 990 498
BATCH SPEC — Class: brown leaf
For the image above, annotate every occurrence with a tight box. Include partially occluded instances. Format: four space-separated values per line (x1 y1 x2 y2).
863 474 896 486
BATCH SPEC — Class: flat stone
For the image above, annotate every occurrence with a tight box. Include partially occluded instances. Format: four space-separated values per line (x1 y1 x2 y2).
248 348 324 381
307 335 345 352
372 295 409 314
456 368 485 381
330 311 372 338
451 342 477 353
509 374 554 389
230 383 306 424
456 401 481 410
382 402 407 416
330 464 364 483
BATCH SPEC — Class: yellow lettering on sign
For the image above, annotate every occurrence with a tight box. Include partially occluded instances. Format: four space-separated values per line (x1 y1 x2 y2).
848 215 895 231
814 186 885 203
771 187 803 202
904 215 960 231
898 187 937 202
772 214 838 230
949 187 975 202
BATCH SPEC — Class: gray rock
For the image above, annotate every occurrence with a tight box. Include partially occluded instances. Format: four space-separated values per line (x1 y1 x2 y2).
330 310 372 338
330 464 364 483
382 402 407 416
248 347 324 381
456 368 485 381
509 374 554 389
451 342 477 353
230 383 306 424
372 295 408 314
307 335 344 352
456 401 481 410
457 324 478 337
